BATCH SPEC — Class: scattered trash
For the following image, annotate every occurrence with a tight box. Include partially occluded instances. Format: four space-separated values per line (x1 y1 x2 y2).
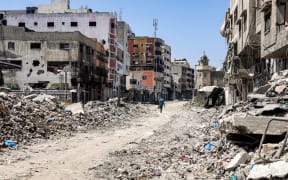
204 141 216 151
4 140 16 147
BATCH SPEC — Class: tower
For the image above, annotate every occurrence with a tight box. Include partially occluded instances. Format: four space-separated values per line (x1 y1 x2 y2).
195 52 212 89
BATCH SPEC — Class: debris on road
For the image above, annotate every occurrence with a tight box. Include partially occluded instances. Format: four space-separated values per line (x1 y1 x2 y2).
0 92 150 148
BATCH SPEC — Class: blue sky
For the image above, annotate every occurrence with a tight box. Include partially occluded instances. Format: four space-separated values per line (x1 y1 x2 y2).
2 0 229 68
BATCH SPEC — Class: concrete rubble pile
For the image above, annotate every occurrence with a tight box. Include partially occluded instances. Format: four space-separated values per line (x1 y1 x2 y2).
0 92 149 148
215 69 288 179
220 70 288 136
0 93 75 146
73 98 149 129
91 108 234 179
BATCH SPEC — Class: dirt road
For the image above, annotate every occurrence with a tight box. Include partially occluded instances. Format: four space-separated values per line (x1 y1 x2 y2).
0 101 200 180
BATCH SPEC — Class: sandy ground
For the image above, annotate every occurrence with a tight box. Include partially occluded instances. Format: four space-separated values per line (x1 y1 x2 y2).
0 101 191 180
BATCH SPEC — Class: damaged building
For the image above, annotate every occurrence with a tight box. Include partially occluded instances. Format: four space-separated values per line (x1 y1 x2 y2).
0 26 107 102
0 0 132 99
221 0 262 105
127 37 172 102
193 53 225 107
171 59 194 100
221 0 288 105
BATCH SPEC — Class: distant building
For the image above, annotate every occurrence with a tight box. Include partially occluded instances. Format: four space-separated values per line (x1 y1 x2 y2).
171 59 194 100
194 52 224 90
0 26 107 102
127 37 171 101
116 21 134 97
162 44 173 99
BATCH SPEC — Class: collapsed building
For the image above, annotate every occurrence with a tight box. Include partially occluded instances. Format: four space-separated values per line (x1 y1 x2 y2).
221 0 288 105
0 26 107 102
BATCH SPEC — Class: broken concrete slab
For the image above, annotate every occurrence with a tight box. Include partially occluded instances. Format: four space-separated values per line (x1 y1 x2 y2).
247 104 288 116
222 113 288 135
65 102 84 115
32 94 57 103
225 151 250 171
247 161 288 180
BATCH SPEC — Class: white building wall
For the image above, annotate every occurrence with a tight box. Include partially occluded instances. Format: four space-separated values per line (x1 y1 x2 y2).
6 13 113 49
1 40 77 89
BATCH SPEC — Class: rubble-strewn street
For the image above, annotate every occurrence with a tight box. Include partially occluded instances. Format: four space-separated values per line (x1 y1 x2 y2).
1 93 288 179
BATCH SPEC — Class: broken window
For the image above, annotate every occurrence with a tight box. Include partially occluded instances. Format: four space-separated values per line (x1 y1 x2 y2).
155 42 162 47
8 42 15 50
239 23 242 36
28 82 49 89
47 22 54 27
130 79 137 85
243 14 247 32
264 10 271 33
111 22 115 29
0 60 22 70
30 43 41 49
2 20 7 26
234 7 238 24
32 60 40 66
89 21 96 26
47 61 69 74
18 22 25 27
60 43 69 50
277 0 287 29
71 22 78 27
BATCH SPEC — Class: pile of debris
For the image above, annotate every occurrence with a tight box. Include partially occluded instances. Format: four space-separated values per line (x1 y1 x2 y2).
216 70 288 179
0 93 74 146
0 92 149 148
91 108 228 179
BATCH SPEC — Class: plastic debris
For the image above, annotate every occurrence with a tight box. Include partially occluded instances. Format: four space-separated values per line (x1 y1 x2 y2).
4 140 16 147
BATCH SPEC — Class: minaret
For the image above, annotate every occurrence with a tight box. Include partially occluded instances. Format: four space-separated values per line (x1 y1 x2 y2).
199 51 209 66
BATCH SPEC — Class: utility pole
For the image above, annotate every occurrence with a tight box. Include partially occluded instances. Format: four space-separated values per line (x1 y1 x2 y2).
153 18 158 103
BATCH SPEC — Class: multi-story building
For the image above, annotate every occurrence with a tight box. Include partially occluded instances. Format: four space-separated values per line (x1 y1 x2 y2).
221 0 264 104
116 21 134 97
162 44 173 100
0 0 122 98
260 0 288 71
171 59 194 100
127 37 166 102
0 26 106 102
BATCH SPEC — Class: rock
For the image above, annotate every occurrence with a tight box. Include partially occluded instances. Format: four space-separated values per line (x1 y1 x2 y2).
247 161 288 179
225 151 249 171
65 102 84 115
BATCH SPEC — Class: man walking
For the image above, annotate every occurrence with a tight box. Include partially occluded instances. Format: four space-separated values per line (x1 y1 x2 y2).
159 97 165 113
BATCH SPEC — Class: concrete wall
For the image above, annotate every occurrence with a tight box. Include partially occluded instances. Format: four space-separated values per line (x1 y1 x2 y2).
6 12 113 49
261 0 288 58
0 26 96 90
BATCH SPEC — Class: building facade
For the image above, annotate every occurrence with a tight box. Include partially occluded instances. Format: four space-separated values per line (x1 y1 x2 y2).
194 52 224 90
0 26 107 102
221 0 263 104
260 0 288 71
0 0 121 98
162 44 173 100
116 21 134 97
171 59 194 100
127 37 169 102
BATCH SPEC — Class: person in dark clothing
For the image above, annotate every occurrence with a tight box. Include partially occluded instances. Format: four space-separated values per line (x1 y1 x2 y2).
159 97 165 113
